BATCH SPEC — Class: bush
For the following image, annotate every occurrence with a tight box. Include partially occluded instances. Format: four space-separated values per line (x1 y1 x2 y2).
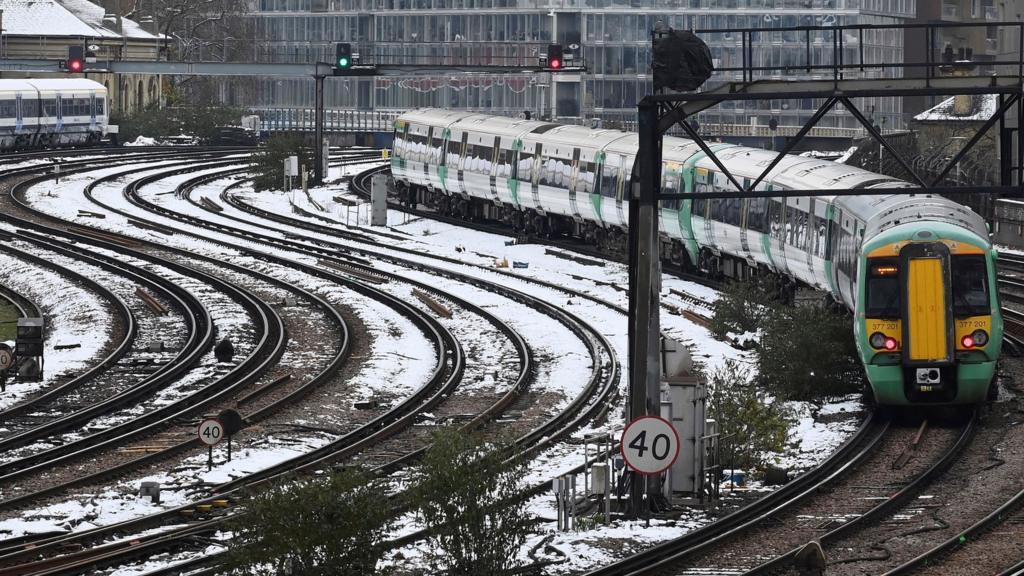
411 428 532 575
708 280 777 341
707 359 793 471
251 133 315 192
225 468 393 575
757 301 863 401
111 104 244 144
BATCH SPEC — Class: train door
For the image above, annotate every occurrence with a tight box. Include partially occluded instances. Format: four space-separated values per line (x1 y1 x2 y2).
489 137 502 206
616 155 632 227
437 127 451 193
825 205 841 299
90 93 98 131
423 126 434 180
55 94 63 133
456 131 469 196
14 94 22 133
530 142 543 212
569 147 582 220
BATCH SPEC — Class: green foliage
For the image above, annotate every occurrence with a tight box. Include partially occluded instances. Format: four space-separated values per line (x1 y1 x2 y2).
250 134 315 192
710 280 864 401
757 301 864 401
411 428 532 575
709 280 777 341
707 359 794 471
225 468 392 575
111 103 244 144
0 303 15 341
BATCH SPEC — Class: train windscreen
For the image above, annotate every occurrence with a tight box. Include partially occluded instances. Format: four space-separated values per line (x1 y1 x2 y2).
952 255 990 317
865 258 900 318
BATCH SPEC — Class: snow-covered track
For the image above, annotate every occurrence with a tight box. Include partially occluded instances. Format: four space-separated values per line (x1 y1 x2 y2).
581 414 981 576
0 283 39 319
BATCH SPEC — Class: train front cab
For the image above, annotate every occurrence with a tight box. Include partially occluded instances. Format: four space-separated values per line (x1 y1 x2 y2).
859 228 1001 405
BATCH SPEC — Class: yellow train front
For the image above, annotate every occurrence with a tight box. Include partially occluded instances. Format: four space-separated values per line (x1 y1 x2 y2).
857 221 1001 405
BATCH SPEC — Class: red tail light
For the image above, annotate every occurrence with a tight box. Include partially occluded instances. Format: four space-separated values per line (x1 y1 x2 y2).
961 335 975 348
884 337 897 350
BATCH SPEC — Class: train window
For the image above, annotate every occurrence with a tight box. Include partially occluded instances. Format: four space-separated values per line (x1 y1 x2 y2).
0 100 14 119
393 131 406 159
430 132 442 163
661 168 680 209
952 255 990 317
446 137 462 167
600 158 619 198
23 100 37 118
769 199 784 241
540 156 569 188
865 258 900 318
746 197 768 233
496 148 512 178
578 161 596 194
517 151 533 182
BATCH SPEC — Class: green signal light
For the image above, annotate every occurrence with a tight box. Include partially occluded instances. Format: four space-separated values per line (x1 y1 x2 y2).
337 57 351 68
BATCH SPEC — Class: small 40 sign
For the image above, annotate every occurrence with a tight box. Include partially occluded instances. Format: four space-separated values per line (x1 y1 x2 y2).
197 418 225 446
620 416 680 475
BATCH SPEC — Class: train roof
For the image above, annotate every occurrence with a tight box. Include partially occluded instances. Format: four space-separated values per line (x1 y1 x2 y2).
0 79 106 92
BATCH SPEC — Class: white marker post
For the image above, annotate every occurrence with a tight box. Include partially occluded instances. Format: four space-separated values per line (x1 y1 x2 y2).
197 418 224 470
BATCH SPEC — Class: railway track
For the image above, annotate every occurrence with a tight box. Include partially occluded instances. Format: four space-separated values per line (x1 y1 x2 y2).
0 148 622 573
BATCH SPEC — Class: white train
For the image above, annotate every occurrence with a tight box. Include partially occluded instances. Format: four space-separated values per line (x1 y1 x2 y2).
391 109 1001 406
0 79 109 151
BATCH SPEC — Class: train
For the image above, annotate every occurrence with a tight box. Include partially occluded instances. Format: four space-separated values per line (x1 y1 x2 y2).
0 79 110 151
390 109 1002 406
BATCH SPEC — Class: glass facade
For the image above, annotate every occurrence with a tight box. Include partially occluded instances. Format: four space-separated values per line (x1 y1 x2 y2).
203 0 916 131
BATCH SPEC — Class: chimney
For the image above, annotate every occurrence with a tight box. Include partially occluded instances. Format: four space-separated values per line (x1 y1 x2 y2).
101 0 122 34
953 94 974 116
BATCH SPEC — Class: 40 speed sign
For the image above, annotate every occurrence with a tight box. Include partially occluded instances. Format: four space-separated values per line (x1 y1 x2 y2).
620 415 680 475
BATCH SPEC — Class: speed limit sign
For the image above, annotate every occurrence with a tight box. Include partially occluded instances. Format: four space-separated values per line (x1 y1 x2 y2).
620 416 680 475
197 418 225 446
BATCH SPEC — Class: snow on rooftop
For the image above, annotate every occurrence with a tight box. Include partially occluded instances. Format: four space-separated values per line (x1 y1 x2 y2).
914 93 998 122
0 0 160 40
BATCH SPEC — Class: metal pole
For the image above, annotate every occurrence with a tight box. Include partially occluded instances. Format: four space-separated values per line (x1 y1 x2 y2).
314 74 325 186
628 98 662 518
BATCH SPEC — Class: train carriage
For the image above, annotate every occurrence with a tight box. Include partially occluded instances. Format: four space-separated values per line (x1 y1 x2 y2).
0 79 107 151
392 109 1002 406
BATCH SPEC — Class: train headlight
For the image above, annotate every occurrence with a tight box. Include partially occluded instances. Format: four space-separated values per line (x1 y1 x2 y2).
971 329 989 347
869 332 887 349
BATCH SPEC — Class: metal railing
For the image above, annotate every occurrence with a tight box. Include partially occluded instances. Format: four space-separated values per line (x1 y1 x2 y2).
254 108 398 133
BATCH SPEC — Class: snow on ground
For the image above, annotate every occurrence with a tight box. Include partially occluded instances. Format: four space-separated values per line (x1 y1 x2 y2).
0 252 112 409
0 156 865 573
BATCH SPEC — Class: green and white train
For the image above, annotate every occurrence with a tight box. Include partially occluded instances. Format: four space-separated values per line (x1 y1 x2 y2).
391 109 1002 406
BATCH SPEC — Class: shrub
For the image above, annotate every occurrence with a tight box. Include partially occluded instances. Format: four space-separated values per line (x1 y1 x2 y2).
411 428 532 575
708 280 777 341
112 104 244 144
250 133 314 192
707 359 794 471
225 468 392 575
757 301 863 401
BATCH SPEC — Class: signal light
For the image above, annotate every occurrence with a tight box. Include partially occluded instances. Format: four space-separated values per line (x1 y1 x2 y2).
67 46 84 73
335 43 353 70
546 44 564 70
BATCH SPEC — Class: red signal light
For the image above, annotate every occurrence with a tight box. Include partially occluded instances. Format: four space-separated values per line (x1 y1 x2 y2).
884 337 897 351
69 60 83 72
550 58 562 69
